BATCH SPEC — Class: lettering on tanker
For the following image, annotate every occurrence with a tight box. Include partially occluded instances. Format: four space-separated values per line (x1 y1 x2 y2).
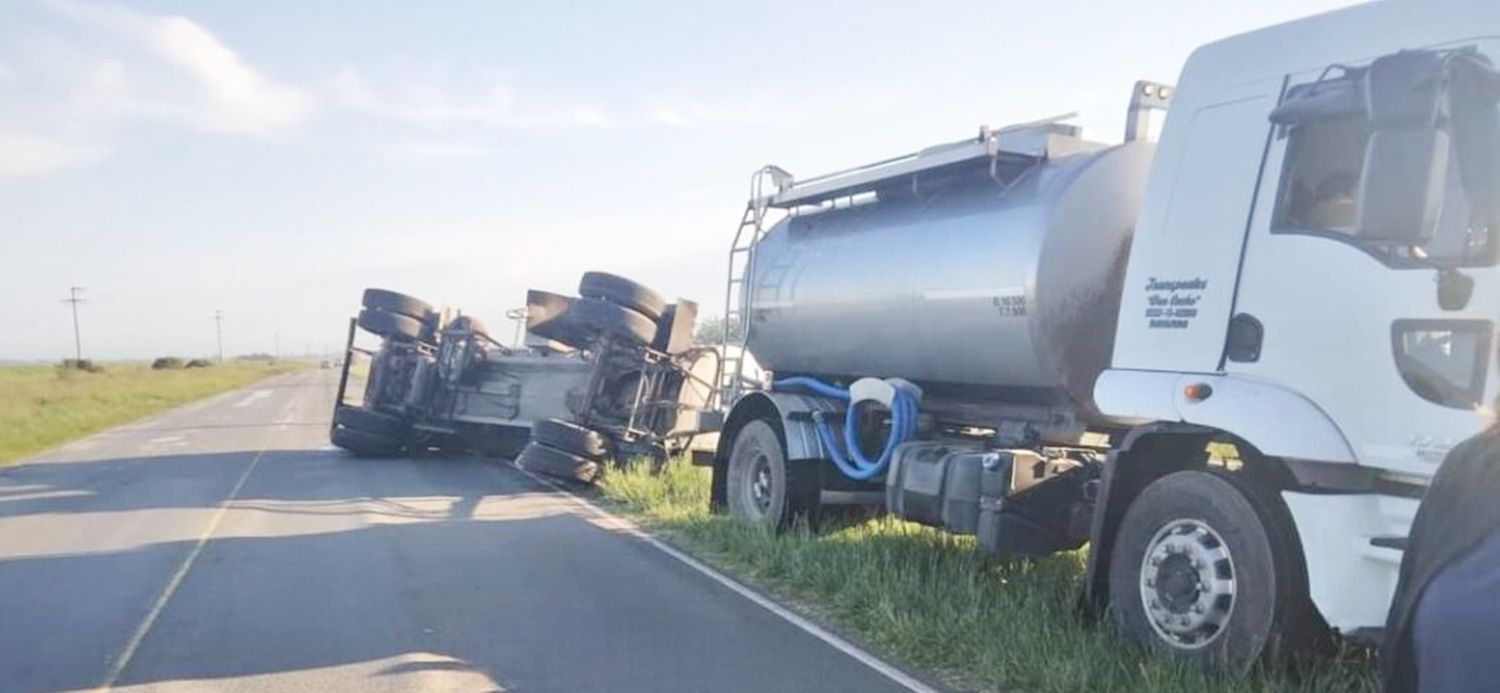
1143 277 1206 329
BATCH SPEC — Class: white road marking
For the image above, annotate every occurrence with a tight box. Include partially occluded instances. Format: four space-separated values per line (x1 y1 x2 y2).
93 432 276 691
145 436 184 446
231 390 273 409
513 466 939 693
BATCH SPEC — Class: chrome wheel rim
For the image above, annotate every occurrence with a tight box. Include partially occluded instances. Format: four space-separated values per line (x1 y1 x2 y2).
748 452 773 515
1139 518 1236 650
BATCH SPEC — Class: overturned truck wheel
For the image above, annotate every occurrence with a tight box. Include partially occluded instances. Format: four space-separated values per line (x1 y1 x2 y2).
361 288 433 321
568 298 657 347
331 405 405 457
357 308 425 342
531 418 609 460
578 272 666 322
518 442 600 484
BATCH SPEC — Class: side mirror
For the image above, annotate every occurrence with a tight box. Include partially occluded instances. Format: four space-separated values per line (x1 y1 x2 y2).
1357 129 1448 244
1356 51 1448 245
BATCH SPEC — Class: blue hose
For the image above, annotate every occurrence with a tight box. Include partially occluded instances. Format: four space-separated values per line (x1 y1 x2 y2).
772 376 918 481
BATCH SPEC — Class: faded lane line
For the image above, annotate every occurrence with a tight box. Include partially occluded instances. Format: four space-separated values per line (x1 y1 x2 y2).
231 390 273 409
510 464 940 693
93 400 295 692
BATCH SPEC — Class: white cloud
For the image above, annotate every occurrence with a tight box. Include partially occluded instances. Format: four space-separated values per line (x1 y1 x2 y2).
0 131 100 178
642 95 781 129
44 0 310 135
390 140 491 162
0 1 309 178
145 15 309 133
331 66 616 131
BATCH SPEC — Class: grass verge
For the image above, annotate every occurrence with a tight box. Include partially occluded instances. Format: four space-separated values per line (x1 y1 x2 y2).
0 361 303 465
598 460 1378 693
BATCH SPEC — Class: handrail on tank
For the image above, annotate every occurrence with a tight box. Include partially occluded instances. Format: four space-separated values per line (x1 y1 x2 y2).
756 112 1084 210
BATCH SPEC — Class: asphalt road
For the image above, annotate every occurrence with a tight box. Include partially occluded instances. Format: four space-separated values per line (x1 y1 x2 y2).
0 369 921 693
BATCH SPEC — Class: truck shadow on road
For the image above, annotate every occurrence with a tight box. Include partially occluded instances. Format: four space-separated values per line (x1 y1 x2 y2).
0 450 883 693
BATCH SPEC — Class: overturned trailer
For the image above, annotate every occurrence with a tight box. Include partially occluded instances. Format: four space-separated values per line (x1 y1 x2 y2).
704 1 1500 670
331 272 717 480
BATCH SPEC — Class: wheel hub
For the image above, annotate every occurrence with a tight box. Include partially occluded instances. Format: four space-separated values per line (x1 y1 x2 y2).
1139 519 1236 649
748 453 773 514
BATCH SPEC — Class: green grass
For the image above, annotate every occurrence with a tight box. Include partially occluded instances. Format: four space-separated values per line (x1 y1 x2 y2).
0 361 304 465
599 460 1379 693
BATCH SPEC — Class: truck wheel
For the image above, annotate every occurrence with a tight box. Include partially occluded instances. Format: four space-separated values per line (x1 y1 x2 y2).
568 298 657 347
361 289 433 320
1107 470 1321 670
725 420 819 531
518 442 600 484
334 404 403 435
579 271 666 322
331 405 405 456
331 426 403 457
532 418 609 460
358 308 424 342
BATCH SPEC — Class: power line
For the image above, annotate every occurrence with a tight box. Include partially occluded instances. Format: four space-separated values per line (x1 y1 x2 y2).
62 286 87 363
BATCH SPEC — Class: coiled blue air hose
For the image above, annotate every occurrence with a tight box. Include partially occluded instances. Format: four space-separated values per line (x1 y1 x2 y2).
771 376 919 481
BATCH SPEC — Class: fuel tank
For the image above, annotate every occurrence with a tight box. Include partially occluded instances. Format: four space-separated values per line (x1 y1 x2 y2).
745 141 1154 423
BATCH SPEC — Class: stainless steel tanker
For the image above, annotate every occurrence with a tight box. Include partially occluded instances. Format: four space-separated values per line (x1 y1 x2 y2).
741 127 1155 426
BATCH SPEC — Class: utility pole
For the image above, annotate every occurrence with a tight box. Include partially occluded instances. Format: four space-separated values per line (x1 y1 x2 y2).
62 286 86 364
214 310 225 363
274 331 280 361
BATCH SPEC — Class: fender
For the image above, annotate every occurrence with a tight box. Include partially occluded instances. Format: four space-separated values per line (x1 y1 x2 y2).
714 391 844 463
1094 368 1357 464
710 390 844 510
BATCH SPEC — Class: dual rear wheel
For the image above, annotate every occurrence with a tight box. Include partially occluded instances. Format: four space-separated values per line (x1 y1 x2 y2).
358 288 436 343
517 418 609 484
527 273 665 350
330 404 405 457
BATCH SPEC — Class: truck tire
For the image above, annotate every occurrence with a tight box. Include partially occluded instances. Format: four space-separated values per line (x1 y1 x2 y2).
1107 469 1323 670
518 442 600 484
358 308 424 342
568 297 657 347
331 405 405 456
526 306 591 351
532 418 609 460
362 289 433 320
334 404 403 436
331 426 403 457
725 419 819 531
579 272 666 322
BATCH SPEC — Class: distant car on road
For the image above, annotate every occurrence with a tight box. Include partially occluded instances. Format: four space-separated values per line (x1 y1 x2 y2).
319 360 333 369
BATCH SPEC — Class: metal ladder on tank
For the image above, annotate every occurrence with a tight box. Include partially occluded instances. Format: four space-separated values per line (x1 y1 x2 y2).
715 165 791 410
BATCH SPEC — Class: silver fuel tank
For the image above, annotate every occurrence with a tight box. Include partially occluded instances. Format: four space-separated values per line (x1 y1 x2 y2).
745 141 1154 423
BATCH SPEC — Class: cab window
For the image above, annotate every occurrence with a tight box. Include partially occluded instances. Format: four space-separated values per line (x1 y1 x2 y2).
1392 320 1493 409
1269 55 1497 268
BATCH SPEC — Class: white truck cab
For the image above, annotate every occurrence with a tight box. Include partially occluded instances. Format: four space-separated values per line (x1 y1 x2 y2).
1097 0 1498 637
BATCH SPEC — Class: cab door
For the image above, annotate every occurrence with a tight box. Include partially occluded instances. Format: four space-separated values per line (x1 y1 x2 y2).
1227 49 1500 477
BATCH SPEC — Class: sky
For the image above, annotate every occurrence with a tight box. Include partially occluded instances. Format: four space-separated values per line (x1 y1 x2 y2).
0 0 1365 361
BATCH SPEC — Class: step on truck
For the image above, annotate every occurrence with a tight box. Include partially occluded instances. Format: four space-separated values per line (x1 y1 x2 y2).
705 0 1500 669
332 271 718 481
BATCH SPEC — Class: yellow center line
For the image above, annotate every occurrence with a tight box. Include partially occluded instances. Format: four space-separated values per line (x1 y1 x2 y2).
92 389 297 692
